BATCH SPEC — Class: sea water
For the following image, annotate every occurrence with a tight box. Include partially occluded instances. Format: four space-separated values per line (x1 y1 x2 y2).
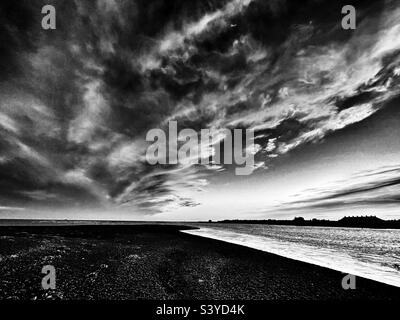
182 224 400 288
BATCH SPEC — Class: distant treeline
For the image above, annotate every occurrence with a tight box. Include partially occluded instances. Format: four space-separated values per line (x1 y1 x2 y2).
217 216 400 229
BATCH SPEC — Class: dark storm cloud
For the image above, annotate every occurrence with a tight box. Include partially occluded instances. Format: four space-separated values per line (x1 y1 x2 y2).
1 0 400 215
0 1 42 81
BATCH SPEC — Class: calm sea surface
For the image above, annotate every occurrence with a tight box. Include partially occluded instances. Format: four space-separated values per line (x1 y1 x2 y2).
183 223 400 287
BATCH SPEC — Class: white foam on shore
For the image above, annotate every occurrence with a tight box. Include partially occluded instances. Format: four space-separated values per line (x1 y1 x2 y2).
181 227 400 288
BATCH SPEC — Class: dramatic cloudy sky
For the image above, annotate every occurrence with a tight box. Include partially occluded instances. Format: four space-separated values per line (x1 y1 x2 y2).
1 0 400 220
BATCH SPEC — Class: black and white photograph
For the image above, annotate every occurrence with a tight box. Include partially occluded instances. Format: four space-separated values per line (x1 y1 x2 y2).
0 0 400 315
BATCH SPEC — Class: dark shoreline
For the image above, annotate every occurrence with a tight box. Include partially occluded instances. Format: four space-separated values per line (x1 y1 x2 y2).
217 216 400 229
0 224 399 300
